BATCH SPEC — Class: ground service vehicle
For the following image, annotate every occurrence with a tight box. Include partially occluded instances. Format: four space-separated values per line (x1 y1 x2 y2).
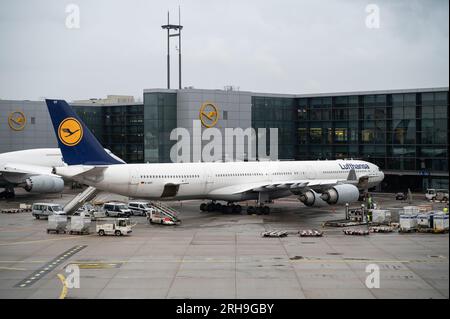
32 203 64 219
147 207 181 225
426 189 449 201
96 218 132 236
128 201 151 216
102 202 132 217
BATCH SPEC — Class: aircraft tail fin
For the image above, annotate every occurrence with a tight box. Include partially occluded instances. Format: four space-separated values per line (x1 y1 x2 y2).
45 99 123 165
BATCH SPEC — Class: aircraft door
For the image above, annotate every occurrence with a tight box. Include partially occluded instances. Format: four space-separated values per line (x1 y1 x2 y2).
305 164 317 180
128 167 140 196
204 166 215 193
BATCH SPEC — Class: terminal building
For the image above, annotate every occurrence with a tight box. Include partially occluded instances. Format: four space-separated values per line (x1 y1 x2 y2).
0 87 448 192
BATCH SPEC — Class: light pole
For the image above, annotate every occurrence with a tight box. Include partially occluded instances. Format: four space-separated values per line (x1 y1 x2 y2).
161 8 183 89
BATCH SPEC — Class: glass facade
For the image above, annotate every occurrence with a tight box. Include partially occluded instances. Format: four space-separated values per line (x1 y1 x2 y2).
73 104 144 163
71 106 104 142
143 92 177 163
262 90 448 191
74 93 177 164
252 96 297 159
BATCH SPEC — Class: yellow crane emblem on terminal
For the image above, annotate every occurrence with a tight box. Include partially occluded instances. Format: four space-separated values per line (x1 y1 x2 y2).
8 111 27 131
199 102 219 128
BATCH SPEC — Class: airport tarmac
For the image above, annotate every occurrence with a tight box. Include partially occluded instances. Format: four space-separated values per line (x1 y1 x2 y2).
0 189 448 299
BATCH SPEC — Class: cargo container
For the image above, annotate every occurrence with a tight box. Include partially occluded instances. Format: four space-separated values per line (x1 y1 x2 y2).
47 214 67 234
371 210 391 224
399 214 418 231
433 213 449 232
67 216 91 235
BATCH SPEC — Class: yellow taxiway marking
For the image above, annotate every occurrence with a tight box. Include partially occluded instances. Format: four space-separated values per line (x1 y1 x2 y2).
57 274 68 299
69 263 120 269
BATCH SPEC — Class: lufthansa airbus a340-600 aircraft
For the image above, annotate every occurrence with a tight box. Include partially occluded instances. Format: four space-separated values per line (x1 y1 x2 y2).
45 99 384 214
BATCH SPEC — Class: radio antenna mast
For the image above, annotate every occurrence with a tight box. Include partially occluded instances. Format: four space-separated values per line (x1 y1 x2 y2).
161 7 183 89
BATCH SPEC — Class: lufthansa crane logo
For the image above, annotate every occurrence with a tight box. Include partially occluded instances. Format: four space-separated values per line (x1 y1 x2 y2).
199 102 219 128
58 117 83 146
8 111 27 131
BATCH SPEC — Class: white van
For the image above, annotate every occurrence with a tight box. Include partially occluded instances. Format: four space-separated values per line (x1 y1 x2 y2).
128 201 153 216
425 189 449 201
32 203 65 219
102 202 132 217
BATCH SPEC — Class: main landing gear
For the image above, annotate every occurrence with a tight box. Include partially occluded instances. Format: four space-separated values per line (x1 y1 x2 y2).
200 202 242 214
246 192 271 215
246 205 270 215
199 202 271 215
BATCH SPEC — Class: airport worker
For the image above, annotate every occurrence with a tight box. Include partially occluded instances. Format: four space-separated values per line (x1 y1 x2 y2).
367 196 373 209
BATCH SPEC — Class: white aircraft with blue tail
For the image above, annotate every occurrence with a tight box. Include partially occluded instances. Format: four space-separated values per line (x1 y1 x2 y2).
46 99 384 214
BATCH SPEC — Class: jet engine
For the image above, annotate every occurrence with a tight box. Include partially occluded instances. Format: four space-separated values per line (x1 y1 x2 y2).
320 184 359 205
24 175 64 193
298 190 328 207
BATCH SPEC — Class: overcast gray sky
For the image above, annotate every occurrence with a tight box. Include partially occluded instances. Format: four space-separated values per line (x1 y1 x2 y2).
0 0 448 101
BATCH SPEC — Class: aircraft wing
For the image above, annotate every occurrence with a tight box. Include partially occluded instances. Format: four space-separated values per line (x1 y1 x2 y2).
208 169 360 196
1 163 57 176
0 163 61 184
208 179 347 196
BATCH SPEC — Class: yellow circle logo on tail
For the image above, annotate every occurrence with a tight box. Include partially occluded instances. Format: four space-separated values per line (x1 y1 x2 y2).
199 102 219 128
58 117 83 146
